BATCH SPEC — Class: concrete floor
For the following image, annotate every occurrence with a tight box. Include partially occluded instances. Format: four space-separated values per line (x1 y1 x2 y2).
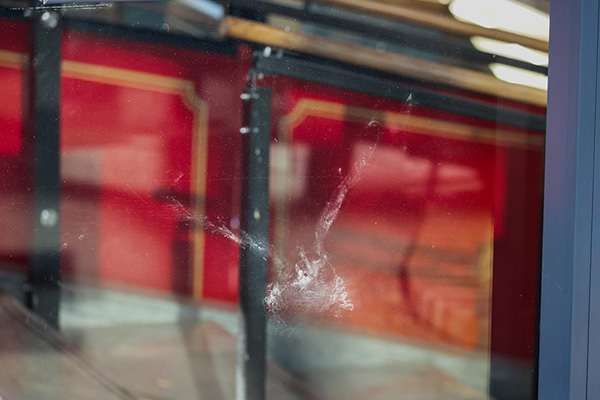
0 285 492 399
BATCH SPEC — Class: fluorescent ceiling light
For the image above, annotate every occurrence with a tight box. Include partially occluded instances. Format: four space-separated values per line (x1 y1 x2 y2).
177 0 224 20
490 63 547 91
449 0 549 42
471 36 548 66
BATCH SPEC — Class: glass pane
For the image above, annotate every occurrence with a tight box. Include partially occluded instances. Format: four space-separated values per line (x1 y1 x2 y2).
263 75 544 399
0 0 548 399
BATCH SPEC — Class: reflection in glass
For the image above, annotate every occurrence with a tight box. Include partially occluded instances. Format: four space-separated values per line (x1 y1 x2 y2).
0 0 547 398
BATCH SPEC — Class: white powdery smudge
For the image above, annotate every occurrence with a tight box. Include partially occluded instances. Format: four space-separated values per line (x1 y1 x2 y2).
165 141 377 320
164 98 418 320
265 141 378 320
265 246 354 319
171 205 275 263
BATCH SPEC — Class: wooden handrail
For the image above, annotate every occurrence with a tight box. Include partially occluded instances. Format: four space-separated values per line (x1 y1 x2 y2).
316 0 549 52
352 0 450 13
220 17 547 107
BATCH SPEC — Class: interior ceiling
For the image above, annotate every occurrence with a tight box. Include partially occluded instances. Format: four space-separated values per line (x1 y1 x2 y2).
412 0 550 14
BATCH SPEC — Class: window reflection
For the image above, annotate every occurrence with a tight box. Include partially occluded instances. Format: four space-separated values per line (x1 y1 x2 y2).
0 0 547 399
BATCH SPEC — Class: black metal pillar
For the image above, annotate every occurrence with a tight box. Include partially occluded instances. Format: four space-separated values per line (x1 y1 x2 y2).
237 86 271 400
23 9 62 328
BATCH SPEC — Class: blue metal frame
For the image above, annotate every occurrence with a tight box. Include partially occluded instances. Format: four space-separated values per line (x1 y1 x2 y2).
539 0 599 398
587 2 600 395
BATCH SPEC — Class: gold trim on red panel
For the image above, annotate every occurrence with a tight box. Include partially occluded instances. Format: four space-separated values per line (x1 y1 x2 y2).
0 49 209 299
0 49 25 69
274 95 535 292
276 97 501 349
282 98 544 149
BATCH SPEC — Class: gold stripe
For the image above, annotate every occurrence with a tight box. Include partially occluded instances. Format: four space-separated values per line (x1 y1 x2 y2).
187 101 209 300
0 49 209 299
62 60 195 96
0 49 25 69
283 98 544 149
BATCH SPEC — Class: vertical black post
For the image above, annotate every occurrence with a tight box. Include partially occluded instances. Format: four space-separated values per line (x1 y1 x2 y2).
23 8 62 328
237 86 271 400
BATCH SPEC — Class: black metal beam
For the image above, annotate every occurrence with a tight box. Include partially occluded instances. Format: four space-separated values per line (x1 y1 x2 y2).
62 17 237 55
0 7 237 55
23 8 62 328
238 86 271 400
254 50 546 133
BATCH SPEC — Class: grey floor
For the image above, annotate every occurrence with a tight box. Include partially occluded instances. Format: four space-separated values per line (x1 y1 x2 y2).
55 283 491 399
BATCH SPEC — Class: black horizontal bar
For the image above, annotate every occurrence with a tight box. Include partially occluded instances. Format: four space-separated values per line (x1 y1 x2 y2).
63 17 237 55
0 7 237 55
0 7 26 19
43 0 147 3
255 51 546 133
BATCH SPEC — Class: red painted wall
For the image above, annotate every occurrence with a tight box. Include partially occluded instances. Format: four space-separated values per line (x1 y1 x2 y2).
0 18 544 360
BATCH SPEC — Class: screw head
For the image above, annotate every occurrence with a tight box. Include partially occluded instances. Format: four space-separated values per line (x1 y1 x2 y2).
41 11 58 29
40 208 58 228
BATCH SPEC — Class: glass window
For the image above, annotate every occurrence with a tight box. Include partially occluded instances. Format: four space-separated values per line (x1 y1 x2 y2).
0 0 548 398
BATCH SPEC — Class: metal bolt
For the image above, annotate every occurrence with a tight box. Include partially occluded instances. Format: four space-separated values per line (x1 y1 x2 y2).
40 208 58 228
31 293 39 309
253 209 261 220
240 127 251 134
242 92 260 100
263 47 272 57
41 11 58 30
257 73 265 80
